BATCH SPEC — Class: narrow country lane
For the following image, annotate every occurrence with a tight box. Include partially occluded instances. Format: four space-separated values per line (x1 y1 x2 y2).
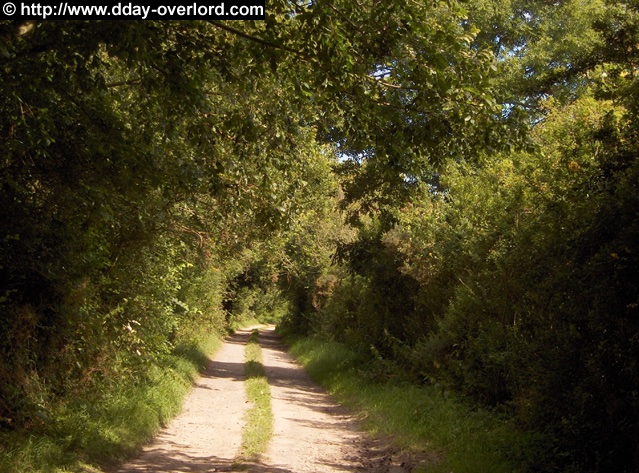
113 326 407 473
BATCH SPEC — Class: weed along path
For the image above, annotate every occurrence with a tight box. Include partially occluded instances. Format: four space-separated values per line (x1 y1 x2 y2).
115 326 409 473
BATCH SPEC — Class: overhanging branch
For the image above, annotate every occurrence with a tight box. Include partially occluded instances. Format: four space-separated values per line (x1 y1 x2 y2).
207 21 310 59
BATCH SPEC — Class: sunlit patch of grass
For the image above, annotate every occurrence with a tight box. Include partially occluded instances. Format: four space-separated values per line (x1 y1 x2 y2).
238 330 273 463
286 336 526 473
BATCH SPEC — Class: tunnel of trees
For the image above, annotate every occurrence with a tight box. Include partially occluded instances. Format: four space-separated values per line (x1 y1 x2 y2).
1 4 639 471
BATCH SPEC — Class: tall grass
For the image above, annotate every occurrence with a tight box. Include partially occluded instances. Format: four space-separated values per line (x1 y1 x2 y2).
286 336 527 473
0 334 222 473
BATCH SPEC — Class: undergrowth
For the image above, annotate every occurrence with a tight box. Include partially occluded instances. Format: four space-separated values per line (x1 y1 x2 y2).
284 334 529 473
0 334 222 473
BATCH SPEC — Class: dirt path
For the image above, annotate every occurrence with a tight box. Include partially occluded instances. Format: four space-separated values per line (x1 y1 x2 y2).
114 326 410 473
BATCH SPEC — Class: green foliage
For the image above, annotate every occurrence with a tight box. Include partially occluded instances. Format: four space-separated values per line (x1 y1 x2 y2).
302 91 639 471
0 333 222 472
2 2 638 472
0 18 350 467
3 8 502 466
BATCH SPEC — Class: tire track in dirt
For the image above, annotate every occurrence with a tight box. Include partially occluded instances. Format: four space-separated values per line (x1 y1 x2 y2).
257 326 367 472
114 329 251 473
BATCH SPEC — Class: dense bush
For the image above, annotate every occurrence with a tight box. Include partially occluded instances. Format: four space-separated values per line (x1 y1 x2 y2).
287 94 639 471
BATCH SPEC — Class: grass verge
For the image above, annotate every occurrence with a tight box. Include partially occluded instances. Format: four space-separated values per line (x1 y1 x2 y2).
285 335 528 473
238 329 273 463
0 334 222 473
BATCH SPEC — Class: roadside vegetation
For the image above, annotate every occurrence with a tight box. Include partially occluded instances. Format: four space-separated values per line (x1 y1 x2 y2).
285 335 526 473
0 334 222 473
